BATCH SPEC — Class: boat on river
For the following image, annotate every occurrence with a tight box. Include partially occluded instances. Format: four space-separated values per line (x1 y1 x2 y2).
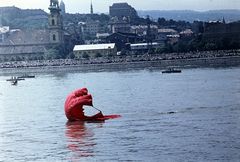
6 78 25 81
18 74 35 79
162 68 181 73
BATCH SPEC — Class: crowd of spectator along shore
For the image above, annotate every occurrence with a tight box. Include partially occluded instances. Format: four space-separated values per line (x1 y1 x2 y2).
0 50 239 69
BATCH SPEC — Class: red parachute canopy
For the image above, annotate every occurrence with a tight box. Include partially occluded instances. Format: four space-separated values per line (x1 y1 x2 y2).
64 88 121 121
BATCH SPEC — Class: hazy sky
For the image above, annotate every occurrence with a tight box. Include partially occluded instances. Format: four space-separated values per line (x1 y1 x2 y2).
0 0 239 14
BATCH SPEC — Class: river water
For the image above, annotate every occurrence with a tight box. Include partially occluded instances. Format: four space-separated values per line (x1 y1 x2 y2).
0 67 239 161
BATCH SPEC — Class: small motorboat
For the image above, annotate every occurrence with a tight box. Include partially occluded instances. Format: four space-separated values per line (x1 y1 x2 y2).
162 68 181 73
18 74 35 79
6 76 25 81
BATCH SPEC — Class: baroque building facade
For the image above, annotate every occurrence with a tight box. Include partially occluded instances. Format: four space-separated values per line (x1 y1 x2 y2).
0 0 65 60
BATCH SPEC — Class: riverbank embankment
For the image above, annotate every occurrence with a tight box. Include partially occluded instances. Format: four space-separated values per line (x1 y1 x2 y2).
0 55 239 75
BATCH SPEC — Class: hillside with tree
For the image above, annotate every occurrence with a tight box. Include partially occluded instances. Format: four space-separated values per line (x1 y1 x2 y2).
138 9 240 23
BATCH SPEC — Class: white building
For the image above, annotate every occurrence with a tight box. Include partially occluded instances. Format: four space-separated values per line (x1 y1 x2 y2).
73 43 117 58
81 20 104 35
131 42 161 54
0 26 10 44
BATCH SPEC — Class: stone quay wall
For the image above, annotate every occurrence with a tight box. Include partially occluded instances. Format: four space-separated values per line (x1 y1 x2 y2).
0 56 239 75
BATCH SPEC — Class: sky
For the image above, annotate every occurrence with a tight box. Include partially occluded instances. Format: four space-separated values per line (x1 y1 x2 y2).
0 0 239 14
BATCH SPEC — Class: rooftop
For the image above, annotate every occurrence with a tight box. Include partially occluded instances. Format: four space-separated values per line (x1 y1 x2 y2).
74 43 115 51
158 29 177 33
1 29 50 46
131 42 159 47
0 26 10 34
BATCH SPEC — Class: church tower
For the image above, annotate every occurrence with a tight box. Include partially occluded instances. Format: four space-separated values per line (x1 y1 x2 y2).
48 0 64 44
60 0 66 15
90 1 93 14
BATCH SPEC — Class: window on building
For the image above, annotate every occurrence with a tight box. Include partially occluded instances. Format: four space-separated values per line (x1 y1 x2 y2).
52 19 55 25
53 34 56 41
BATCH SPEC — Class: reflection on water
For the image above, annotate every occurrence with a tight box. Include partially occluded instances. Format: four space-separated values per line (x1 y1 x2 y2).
65 121 104 160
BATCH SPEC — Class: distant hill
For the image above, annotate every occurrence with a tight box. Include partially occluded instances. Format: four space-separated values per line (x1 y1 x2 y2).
137 10 240 23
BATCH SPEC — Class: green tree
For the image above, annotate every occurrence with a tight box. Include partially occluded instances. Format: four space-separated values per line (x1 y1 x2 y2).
157 17 166 26
52 45 65 59
28 56 34 61
16 56 22 61
67 52 75 59
173 41 189 53
82 33 97 40
120 48 127 55
155 45 168 54
219 37 230 50
133 51 139 55
82 52 89 58
229 38 240 49
188 35 202 51
44 49 59 60
95 52 102 58
147 49 154 54
108 52 113 57
44 45 65 60
9 57 15 62
35 53 44 60
204 42 218 51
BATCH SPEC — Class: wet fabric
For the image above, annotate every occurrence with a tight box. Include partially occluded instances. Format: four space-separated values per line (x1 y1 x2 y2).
64 88 121 121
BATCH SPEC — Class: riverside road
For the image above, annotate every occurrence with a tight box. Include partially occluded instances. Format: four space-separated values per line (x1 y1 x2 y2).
0 50 240 74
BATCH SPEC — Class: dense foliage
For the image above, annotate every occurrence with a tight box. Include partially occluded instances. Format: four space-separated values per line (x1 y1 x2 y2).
63 13 110 26
157 17 191 32
44 45 68 60
188 35 240 51
138 10 240 23
1 11 48 29
153 35 240 54
2 17 48 30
